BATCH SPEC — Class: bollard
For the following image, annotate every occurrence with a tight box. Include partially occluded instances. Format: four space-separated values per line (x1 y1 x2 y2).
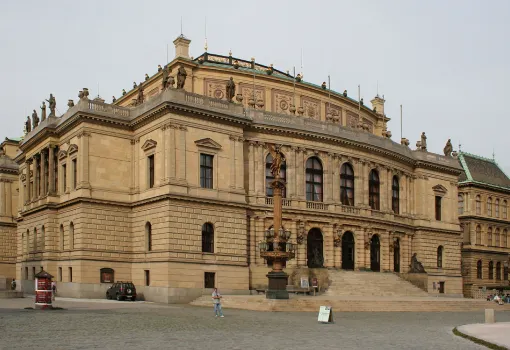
485 309 495 323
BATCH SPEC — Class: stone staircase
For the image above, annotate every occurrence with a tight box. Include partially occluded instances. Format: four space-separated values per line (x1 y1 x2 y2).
324 270 428 297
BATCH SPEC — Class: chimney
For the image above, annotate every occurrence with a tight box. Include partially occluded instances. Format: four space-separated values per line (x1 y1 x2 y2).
370 95 385 115
173 35 191 59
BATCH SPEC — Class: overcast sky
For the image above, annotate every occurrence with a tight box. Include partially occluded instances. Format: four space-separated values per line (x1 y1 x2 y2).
1 0 509 173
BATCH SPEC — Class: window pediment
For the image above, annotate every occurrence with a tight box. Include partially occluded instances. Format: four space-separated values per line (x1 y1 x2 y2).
58 150 67 160
68 144 78 155
432 184 448 195
141 139 157 152
195 138 222 150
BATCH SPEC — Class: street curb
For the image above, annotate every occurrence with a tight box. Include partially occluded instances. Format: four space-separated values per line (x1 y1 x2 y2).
452 327 508 350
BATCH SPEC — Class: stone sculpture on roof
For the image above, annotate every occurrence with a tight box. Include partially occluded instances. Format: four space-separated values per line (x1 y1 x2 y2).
136 83 144 105
46 94 56 116
226 77 236 102
32 110 39 127
25 116 31 133
420 132 427 151
176 65 187 89
443 139 453 157
40 101 47 121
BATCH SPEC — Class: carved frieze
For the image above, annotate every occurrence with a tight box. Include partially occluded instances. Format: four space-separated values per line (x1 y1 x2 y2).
346 112 358 129
204 79 229 100
271 89 294 115
362 118 374 133
301 96 321 119
326 103 342 122
240 83 265 108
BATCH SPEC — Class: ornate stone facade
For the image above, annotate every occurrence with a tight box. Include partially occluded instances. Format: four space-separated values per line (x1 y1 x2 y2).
1 36 466 302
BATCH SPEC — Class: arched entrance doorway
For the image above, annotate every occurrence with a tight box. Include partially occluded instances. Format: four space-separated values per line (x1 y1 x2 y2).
342 231 355 270
393 238 400 272
307 228 324 268
370 235 380 272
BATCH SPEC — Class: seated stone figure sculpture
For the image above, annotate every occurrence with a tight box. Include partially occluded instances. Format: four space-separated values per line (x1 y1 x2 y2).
410 253 426 273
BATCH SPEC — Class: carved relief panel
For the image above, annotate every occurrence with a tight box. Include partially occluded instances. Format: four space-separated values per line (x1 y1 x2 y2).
240 83 265 108
346 112 358 129
301 96 321 120
271 89 294 115
362 118 374 133
326 103 342 123
204 79 229 100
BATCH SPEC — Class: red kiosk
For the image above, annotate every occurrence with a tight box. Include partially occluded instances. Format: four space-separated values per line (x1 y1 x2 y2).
34 270 54 309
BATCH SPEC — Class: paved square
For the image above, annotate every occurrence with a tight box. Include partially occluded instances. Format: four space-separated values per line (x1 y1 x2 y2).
0 298 507 349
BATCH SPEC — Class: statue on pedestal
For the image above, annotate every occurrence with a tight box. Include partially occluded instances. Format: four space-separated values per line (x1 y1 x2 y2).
443 139 453 157
136 83 144 105
25 116 32 133
32 110 39 127
40 101 47 121
226 77 236 102
46 94 56 116
268 144 285 178
176 65 187 89
420 132 427 151
162 65 169 89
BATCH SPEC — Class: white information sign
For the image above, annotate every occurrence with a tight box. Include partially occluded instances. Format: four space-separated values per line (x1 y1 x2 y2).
318 306 334 323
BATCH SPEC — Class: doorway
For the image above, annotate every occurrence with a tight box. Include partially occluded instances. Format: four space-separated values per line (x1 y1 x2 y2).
439 281 445 294
342 231 355 270
370 235 380 272
307 228 324 268
393 238 400 273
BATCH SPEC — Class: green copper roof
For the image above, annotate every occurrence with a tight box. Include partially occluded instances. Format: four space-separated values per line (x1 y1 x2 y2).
458 151 510 190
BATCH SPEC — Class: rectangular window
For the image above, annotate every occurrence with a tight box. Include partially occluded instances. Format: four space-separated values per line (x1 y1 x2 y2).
62 164 67 192
200 154 214 189
58 267 62 282
148 155 155 188
144 270 150 286
435 196 442 221
204 272 215 289
72 159 77 189
25 267 28 280
32 267 35 280
68 267 73 282
54 150 58 192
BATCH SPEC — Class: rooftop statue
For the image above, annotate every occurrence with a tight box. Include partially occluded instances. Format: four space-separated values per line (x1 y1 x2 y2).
133 82 137 89
268 144 285 179
136 83 144 105
122 89 126 96
226 77 236 102
67 99 75 108
25 116 32 133
420 132 427 151
443 139 453 157
32 110 39 127
176 65 187 89
40 101 47 121
162 65 169 89
46 94 56 116
112 96 116 103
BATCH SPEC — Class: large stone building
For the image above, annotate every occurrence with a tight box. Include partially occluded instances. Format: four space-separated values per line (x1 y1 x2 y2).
458 152 510 297
3 35 465 302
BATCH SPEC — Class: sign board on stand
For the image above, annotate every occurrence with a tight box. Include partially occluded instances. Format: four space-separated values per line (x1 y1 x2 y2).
318 306 334 324
300 277 309 289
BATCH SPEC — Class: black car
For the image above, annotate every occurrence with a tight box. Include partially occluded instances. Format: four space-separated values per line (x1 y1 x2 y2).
106 281 137 301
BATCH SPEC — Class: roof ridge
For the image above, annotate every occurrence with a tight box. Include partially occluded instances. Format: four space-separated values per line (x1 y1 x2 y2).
458 153 473 181
459 150 497 164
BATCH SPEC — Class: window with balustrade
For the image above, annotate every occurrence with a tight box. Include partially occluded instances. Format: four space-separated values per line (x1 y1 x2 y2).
496 228 501 247
368 170 380 210
340 163 354 206
476 225 481 245
488 227 493 246
265 153 286 197
476 195 481 215
503 200 508 219
306 157 323 202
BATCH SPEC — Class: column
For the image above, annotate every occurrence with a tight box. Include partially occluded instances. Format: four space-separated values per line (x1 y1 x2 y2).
355 160 362 206
40 150 46 196
78 131 91 188
287 220 298 268
355 227 365 270
409 176 415 215
229 136 236 189
400 175 407 215
386 168 392 211
5 180 12 217
176 126 187 181
18 173 23 211
135 139 140 190
297 148 305 198
254 143 264 195
48 145 55 194
162 125 168 183
169 126 176 180
248 142 256 196
324 224 334 268
25 160 31 203
421 176 427 219
324 154 333 202
380 167 387 211
236 138 244 190
249 216 256 265
297 221 307 267
286 147 295 198
0 181 5 215
33 156 39 199
254 217 264 265
332 156 340 203
388 231 393 272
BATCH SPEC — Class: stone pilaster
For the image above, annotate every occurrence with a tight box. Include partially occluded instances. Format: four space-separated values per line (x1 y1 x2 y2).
249 216 256 265
25 159 32 203
5 180 12 218
247 141 256 196
33 155 39 200
0 180 5 215
77 131 91 189
168 126 177 180
48 145 56 195
254 143 264 195
287 220 298 268
177 126 187 182
324 223 334 268
40 150 46 196
332 156 340 203
229 135 236 189
236 137 244 190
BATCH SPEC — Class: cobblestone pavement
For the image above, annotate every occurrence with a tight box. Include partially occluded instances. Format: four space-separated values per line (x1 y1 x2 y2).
0 298 508 350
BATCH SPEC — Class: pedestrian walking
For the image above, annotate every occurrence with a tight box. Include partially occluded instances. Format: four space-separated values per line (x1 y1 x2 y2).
212 288 224 317
51 281 57 301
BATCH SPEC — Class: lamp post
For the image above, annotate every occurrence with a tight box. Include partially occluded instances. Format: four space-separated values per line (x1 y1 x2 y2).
259 144 296 299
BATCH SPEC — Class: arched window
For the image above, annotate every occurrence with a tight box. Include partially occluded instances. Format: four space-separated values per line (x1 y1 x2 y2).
477 260 482 279
59 224 64 251
41 226 45 251
458 194 464 215
489 261 494 280
496 228 501 247
488 197 492 216
306 157 323 202
488 227 493 247
504 229 508 248
265 153 286 197
495 199 500 218
26 230 29 253
476 195 481 215
496 262 502 280
503 200 508 219
369 170 380 210
476 225 481 245
21 232 25 254
340 163 355 206
392 176 399 214
69 222 74 250
33 228 37 252
437 246 443 268
145 222 152 251
202 223 214 253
